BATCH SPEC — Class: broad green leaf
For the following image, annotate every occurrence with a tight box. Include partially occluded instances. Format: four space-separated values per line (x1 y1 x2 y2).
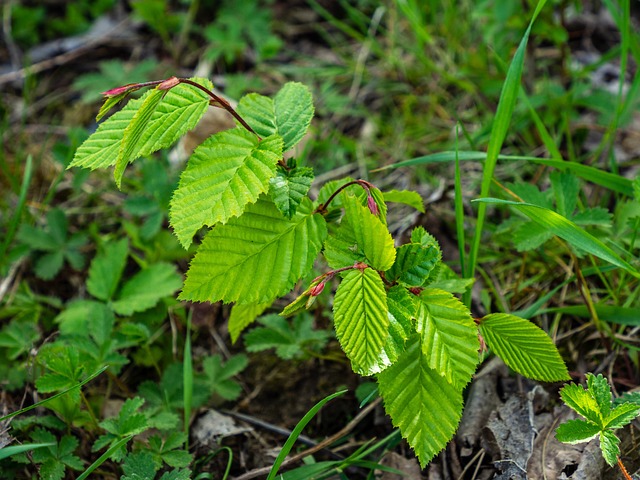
386 285 416 336
269 167 314 218
111 263 182 316
512 221 553 251
333 269 389 375
72 78 213 173
30 430 83 480
555 419 601 444
274 82 314 151
479 313 569 382
603 403 640 429
169 129 283 248
87 239 129 302
115 88 165 187
475 198 640 277
202 354 248 401
70 92 150 170
237 82 314 152
382 189 425 213
121 451 157 480
587 374 612 418
229 302 271 343
550 171 579 217
331 193 395 271
377 335 464 468
180 196 326 304
559 383 603 425
236 93 277 138
244 314 330 360
0 320 40 360
136 78 213 157
385 243 440 287
600 430 620 467
415 289 479 388
55 300 115 339
96 93 128 122
34 252 64 280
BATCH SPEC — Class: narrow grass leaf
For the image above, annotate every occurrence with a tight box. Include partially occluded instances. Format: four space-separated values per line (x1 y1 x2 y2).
377 152 633 196
266 390 346 480
0 443 55 461
77 435 134 480
480 313 569 381
474 198 639 277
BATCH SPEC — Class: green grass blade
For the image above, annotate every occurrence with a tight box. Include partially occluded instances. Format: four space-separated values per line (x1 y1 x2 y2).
542 305 640 326
184 310 193 451
0 365 108 423
0 154 33 264
266 389 347 480
0 442 54 461
466 0 548 290
474 198 639 277
77 434 133 480
377 152 633 196
453 126 465 276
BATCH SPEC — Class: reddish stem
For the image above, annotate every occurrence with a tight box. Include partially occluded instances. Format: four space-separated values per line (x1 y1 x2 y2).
315 179 375 214
178 78 260 138
617 456 632 480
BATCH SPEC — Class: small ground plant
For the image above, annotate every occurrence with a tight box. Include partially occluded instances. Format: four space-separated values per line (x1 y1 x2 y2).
556 374 640 480
66 76 571 467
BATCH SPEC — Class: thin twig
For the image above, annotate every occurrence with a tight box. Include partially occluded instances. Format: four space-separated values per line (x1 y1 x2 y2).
232 397 382 480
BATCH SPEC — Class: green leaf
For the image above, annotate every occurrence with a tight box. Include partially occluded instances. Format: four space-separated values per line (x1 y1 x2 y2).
228 302 271 343
333 268 389 375
121 451 158 480
414 289 479 388
587 374 612 418
273 82 314 151
201 354 248 401
36 345 85 394
94 397 148 461
87 239 129 302
325 193 396 271
115 88 165 186
70 93 148 171
382 189 425 213
479 313 569 382
55 300 114 339
603 403 640 430
180 196 326 304
72 78 213 173
269 167 314 219
550 171 580 217
377 335 464 468
600 430 620 467
386 285 416 336
474 198 640 278
244 314 330 360
559 383 603 425
169 129 283 248
385 242 441 287
30 430 83 480
0 320 40 360
555 419 601 444
238 82 314 152
111 263 182 316
96 93 128 122
34 252 64 280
